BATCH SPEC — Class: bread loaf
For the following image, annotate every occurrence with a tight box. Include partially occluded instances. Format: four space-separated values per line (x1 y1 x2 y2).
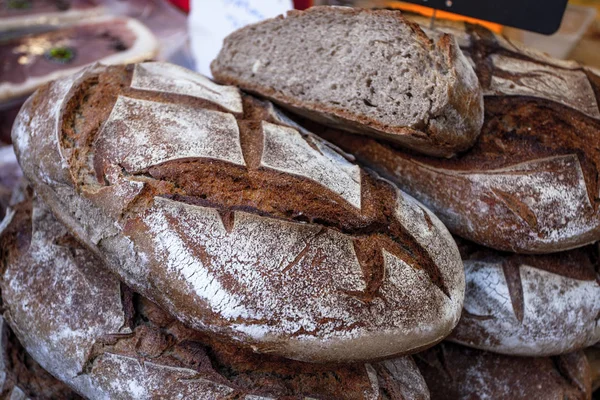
414 342 592 400
211 6 484 158
450 239 600 356
0 315 81 400
12 62 464 362
0 165 77 399
0 196 430 400
318 23 600 254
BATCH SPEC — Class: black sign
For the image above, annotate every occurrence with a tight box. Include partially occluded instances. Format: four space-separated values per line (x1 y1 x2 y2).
401 0 569 34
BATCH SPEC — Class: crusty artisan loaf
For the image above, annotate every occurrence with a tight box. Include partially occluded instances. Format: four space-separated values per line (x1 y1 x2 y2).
0 315 81 399
211 6 484 158
450 239 600 356
12 61 464 363
318 22 600 254
414 342 592 400
0 197 430 400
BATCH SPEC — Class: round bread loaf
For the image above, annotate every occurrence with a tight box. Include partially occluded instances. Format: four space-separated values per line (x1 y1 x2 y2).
0 197 430 400
11 62 464 363
450 239 600 356
414 342 592 400
318 22 600 254
211 6 484 158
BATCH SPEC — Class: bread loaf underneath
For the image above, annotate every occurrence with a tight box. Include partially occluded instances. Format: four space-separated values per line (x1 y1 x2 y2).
317 22 600 254
211 6 484 158
11 61 464 362
414 342 592 400
450 239 600 356
0 196 430 400
0 315 81 400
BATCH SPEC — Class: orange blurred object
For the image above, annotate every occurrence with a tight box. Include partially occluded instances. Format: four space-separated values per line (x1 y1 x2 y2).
386 2 503 32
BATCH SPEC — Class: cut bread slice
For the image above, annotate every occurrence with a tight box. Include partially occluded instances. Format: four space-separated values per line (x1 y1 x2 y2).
211 6 484 158
0 16 158 103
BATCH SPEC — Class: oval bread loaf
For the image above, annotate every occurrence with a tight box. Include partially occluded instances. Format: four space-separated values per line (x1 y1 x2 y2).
414 342 592 400
0 197 431 400
318 23 600 254
211 6 484 158
0 315 81 400
451 240 600 356
11 62 464 363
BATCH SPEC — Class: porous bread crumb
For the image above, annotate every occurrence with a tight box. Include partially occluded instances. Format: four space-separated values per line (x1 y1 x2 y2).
211 6 484 157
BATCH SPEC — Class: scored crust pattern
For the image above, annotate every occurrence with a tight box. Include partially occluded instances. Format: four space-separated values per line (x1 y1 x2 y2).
450 243 600 356
0 198 430 399
11 62 464 362
487 54 600 119
96 96 246 171
319 22 600 253
260 121 362 209
130 61 243 113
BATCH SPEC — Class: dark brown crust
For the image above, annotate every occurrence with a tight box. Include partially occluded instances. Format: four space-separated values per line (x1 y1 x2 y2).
317 22 600 254
585 346 600 392
61 65 449 301
414 342 592 400
11 62 464 362
211 6 484 158
0 200 80 399
457 239 598 281
449 237 600 356
0 197 430 399
0 317 81 400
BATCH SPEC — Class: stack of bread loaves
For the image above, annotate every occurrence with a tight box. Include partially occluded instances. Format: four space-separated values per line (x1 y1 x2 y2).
211 7 600 398
0 6 598 399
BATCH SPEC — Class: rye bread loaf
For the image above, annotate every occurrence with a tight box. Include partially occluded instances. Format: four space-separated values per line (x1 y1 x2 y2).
450 239 600 356
11 61 464 363
318 22 600 254
0 197 430 400
210 6 484 158
0 315 81 400
414 342 592 400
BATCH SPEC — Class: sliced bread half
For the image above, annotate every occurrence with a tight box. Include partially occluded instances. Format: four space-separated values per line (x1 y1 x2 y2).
211 6 484 157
